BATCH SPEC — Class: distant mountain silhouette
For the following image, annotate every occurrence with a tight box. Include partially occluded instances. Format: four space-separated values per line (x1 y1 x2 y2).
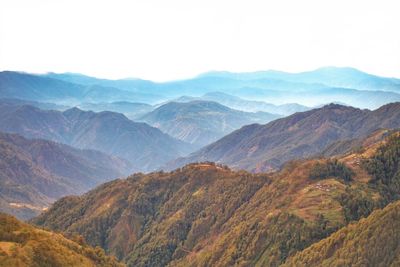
39 68 400 109
77 101 153 120
0 71 162 104
200 66 400 92
174 92 310 115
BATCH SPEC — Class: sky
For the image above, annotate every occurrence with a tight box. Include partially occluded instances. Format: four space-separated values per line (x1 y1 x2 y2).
1 0 399 81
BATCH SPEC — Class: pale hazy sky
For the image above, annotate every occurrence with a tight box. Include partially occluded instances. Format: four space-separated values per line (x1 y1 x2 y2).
1 0 399 81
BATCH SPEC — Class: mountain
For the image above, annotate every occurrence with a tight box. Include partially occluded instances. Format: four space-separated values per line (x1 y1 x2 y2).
77 101 153 120
0 132 131 220
4 69 400 109
201 66 400 93
0 98 69 111
43 69 400 109
140 100 281 147
32 132 400 266
0 213 122 266
0 71 163 105
174 92 310 115
0 101 193 172
283 200 400 266
167 103 400 172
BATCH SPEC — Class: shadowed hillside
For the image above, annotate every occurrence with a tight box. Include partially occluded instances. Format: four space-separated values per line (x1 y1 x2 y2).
0 132 131 220
0 101 193 172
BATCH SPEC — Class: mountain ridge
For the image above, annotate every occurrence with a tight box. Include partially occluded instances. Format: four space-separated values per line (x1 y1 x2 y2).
166 102 400 172
0 101 193 172
0 131 131 220
140 100 280 147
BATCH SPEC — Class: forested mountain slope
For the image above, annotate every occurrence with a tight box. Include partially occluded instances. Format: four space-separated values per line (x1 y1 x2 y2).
0 213 122 267
33 132 400 266
283 200 400 267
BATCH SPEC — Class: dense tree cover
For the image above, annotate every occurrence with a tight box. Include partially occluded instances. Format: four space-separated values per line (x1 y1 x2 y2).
336 186 379 223
309 159 354 181
283 200 400 267
0 213 123 267
33 161 346 267
364 133 400 203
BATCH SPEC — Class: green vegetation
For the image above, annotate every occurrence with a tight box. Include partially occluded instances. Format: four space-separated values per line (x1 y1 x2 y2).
336 186 379 223
364 133 400 203
0 213 123 267
309 159 354 182
283 200 400 267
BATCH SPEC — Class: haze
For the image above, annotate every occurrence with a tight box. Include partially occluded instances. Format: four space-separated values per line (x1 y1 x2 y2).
1 0 399 81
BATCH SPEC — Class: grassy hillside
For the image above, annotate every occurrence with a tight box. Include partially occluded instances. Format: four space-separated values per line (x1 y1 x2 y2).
283 200 400 267
0 213 123 267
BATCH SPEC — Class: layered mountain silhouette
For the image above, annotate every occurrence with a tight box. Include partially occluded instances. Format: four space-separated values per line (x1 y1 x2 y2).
174 92 310 115
200 67 400 93
2 67 399 110
168 103 400 172
140 100 280 147
0 101 193 172
77 101 153 120
0 132 131 220
0 71 162 104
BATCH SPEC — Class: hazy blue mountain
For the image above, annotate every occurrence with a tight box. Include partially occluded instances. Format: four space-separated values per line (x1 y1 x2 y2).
167 102 400 172
0 71 163 104
77 101 153 120
139 100 281 147
174 92 310 115
0 101 193 172
0 131 131 220
200 66 400 92
44 68 400 109
4 68 400 109
0 98 69 111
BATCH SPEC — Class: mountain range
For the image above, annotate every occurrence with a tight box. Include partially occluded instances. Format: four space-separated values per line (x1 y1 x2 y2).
2 67 400 110
168 103 400 172
140 100 280 147
200 66 400 92
77 101 153 120
173 92 310 115
0 132 131 220
0 101 193 172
